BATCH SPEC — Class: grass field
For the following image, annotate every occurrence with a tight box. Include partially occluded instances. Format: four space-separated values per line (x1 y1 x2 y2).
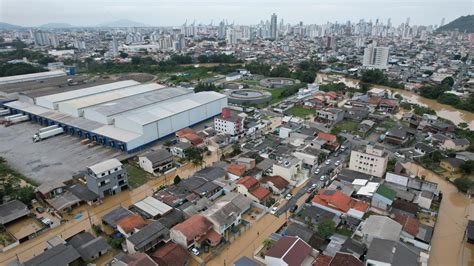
125 164 152 188
286 106 315 117
331 120 359 134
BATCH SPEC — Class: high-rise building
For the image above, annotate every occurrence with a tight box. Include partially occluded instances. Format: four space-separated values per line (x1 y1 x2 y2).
440 18 445 27
33 30 58 47
270 13 278 40
218 20 226 40
363 42 389 69
111 36 119 57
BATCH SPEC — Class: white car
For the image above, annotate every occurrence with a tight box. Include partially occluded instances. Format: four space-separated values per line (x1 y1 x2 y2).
335 160 341 166
395 152 405 158
320 175 326 181
270 207 278 214
191 248 200 256
314 169 320 174
286 193 293 200
311 183 317 188
325 159 331 165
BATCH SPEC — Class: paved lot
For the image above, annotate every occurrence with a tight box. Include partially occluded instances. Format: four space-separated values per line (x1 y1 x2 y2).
0 122 121 184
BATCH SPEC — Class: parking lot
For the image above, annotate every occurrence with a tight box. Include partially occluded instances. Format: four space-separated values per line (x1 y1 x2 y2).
0 122 122 184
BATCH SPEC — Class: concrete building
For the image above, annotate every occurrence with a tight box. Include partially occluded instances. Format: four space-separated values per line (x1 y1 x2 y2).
349 145 388 178
138 149 174 174
214 108 244 136
316 108 345 125
363 43 389 69
272 157 303 185
86 159 128 198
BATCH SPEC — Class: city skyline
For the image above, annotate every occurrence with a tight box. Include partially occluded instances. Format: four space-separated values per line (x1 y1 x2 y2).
1 0 471 27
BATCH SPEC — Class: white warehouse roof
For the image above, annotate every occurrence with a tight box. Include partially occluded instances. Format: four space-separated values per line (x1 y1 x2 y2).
122 91 226 126
133 196 172 217
35 80 140 109
0 70 66 85
57 83 164 116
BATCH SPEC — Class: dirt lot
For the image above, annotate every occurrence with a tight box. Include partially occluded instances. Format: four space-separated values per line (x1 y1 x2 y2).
0 122 122 184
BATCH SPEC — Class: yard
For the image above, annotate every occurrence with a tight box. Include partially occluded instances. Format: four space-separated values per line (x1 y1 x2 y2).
285 106 315 118
331 120 359 134
124 163 152 188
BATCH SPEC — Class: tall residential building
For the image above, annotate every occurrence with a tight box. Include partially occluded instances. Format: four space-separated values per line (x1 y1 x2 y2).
362 43 389 69
33 31 58 48
218 20 226 39
111 36 119 57
270 13 278 40
349 145 388 178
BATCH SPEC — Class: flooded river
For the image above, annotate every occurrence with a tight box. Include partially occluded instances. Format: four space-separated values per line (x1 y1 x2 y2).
316 73 474 130
404 162 474 266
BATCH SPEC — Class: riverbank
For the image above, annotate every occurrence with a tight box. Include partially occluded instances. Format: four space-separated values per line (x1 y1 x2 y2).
403 162 474 266
316 73 474 130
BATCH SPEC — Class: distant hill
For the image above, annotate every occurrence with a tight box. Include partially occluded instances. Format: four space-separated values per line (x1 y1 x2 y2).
0 22 23 30
39 22 75 29
437 15 474 33
97 19 147 28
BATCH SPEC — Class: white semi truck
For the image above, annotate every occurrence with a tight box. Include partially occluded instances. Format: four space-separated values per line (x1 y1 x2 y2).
33 127 64 142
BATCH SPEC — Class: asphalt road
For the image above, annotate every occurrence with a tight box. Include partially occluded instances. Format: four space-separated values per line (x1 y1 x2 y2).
275 141 352 215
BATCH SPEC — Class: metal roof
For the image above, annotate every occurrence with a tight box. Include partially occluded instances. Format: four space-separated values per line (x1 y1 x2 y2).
133 196 172 217
58 83 162 110
0 70 66 85
35 80 139 106
88 158 122 175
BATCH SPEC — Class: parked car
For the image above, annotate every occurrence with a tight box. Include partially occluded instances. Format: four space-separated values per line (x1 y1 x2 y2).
191 248 200 256
270 207 278 215
289 205 298 213
40 217 52 226
285 193 293 200
335 160 341 166
35 207 45 213
320 175 326 181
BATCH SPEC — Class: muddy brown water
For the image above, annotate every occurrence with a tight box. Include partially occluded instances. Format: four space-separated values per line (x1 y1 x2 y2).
317 73 474 130
404 162 474 266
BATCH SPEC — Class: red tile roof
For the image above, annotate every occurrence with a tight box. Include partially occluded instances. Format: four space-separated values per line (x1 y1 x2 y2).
176 128 194 138
182 133 203 146
122 253 157 266
227 164 246 177
171 215 214 242
205 229 222 246
394 214 420 237
250 186 271 201
237 176 259 189
150 242 188 266
312 190 368 213
260 175 290 190
116 214 151 233
266 236 313 266
313 254 333 266
329 252 363 266
317 132 337 143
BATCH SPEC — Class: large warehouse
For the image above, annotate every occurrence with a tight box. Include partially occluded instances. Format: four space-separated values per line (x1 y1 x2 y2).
5 80 228 153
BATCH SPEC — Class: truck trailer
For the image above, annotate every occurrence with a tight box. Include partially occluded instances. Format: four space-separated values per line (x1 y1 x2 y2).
39 125 59 133
0 109 10 116
33 127 64 142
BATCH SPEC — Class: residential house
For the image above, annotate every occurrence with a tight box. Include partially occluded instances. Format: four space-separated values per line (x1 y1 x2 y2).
384 127 408 145
344 107 370 121
67 232 110 261
328 252 364 266
394 214 433 251
467 220 474 244
312 190 369 219
285 223 326 251
227 164 247 180
131 196 172 220
176 128 204 146
265 236 316 266
414 142 435 156
0 200 30 226
358 120 375 134
202 192 252 239
214 108 244 136
456 151 474 162
170 215 222 248
415 190 434 209
23 244 81 266
169 141 192 159
236 176 271 203
366 238 419 266
316 108 345 125
272 156 303 185
125 221 170 254
298 205 340 227
36 180 66 200
116 214 151 237
110 252 157 266
358 215 402 245
150 242 189 266
86 159 128 198
260 175 290 195
102 207 134 230
371 184 397 210
349 145 388 178
442 138 470 151
138 149 174 174
315 132 339 151
391 199 419 217
440 158 464 173
233 256 260 266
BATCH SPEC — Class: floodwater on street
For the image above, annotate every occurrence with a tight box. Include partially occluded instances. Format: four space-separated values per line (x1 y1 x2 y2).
404 162 474 266
317 73 474 129
0 150 220 265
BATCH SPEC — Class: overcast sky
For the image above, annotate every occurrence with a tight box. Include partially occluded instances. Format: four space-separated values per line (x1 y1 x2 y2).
0 0 472 26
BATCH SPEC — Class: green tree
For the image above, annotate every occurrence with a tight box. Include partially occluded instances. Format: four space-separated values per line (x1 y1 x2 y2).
459 122 469 129
441 76 455 87
460 160 474 175
174 175 182 185
453 177 474 193
317 219 336 238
